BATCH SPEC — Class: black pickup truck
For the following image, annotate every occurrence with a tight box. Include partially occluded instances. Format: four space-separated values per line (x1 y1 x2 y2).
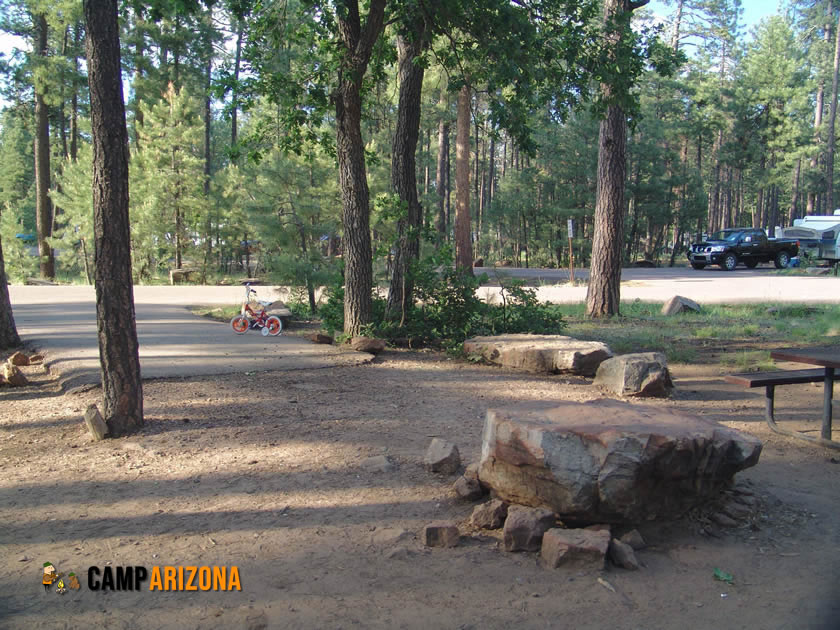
687 228 799 271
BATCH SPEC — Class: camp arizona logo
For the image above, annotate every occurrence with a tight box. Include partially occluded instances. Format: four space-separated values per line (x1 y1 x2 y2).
87 566 241 591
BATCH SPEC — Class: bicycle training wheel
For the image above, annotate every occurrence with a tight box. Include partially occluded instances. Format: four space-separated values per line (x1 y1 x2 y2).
266 316 283 336
230 315 249 334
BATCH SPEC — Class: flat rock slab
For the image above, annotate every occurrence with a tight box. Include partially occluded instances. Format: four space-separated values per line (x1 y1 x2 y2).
541 528 610 570
463 334 612 376
478 400 762 524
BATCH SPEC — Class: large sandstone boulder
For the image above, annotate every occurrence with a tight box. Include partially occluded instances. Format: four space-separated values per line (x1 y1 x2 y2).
593 352 674 398
463 335 612 376
478 400 762 524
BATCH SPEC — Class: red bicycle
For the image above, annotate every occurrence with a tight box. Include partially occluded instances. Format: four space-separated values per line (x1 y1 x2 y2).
230 284 283 336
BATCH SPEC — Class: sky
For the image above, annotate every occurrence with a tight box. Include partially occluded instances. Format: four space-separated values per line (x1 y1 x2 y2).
648 0 785 33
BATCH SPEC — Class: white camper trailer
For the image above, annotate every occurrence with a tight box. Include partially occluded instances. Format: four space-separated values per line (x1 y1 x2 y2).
778 210 840 263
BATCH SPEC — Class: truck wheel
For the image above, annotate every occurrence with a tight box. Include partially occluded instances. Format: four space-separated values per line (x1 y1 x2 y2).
774 251 790 269
720 253 738 271
690 263 706 270
744 260 759 269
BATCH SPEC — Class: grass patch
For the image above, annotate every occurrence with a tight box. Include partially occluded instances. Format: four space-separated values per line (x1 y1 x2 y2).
719 351 776 372
189 304 240 322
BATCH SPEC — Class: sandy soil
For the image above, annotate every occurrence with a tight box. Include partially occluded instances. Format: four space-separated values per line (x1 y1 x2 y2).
1 345 838 630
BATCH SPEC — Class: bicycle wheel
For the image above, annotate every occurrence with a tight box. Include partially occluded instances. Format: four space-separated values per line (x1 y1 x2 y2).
266 316 283 336
230 315 249 334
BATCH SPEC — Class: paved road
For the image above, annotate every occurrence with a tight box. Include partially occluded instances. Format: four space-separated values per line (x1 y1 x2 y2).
9 268 840 388
8 285 370 390
477 265 840 304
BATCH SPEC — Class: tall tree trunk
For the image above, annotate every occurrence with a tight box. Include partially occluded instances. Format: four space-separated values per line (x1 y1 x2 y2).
0 237 21 349
791 158 801 221
335 0 386 336
71 23 80 161
34 13 55 280
231 18 244 149
386 25 427 320
84 0 144 437
586 0 642 318
826 9 840 212
808 11 831 215
435 92 449 242
455 84 473 272
132 8 145 148
670 0 684 51
203 46 213 281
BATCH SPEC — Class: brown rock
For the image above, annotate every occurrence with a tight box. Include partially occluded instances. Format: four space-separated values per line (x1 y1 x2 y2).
28 354 44 364
619 529 646 550
422 522 460 548
463 334 612 376
350 336 386 354
608 538 640 570
424 438 460 475
541 528 610 570
83 404 109 441
503 505 556 552
8 351 29 366
453 476 484 501
308 333 334 345
470 499 509 530
478 400 762 524
2 363 28 387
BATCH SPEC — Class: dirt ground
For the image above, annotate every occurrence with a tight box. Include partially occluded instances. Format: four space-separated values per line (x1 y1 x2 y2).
1 343 838 630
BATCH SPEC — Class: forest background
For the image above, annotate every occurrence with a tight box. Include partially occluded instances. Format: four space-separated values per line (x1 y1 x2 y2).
0 0 835 320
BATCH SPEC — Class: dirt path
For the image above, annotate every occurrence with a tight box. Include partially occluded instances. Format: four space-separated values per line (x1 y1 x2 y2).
1 350 838 629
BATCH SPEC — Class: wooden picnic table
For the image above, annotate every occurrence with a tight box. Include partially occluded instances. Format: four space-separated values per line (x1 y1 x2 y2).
770 346 839 441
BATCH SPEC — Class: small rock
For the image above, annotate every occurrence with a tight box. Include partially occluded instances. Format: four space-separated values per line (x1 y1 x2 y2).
470 499 509 530
619 529 646 550
83 404 109 441
18 555 29 562
424 438 460 475
541 528 610 570
308 333 333 345
361 455 397 473
711 512 739 528
2 363 28 387
608 538 640 570
463 462 479 481
28 354 44 364
453 476 484 501
350 336 386 354
8 351 29 366
422 522 460 548
503 505 556 552
661 295 701 316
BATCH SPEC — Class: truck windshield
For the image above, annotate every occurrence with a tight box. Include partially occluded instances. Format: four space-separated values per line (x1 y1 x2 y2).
709 230 743 242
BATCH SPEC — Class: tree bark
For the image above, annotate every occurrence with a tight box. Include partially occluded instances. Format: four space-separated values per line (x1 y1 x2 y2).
436 91 450 242
791 158 801 221
386 25 427 320
586 0 636 318
34 13 55 280
231 17 244 149
335 0 386 336
455 84 473 272
826 9 840 212
84 0 144 437
0 237 21 349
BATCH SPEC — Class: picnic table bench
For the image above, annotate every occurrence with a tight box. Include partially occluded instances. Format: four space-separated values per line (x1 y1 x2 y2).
725 346 840 450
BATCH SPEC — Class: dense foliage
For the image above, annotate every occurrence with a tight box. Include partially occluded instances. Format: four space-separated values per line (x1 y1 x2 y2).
0 0 837 319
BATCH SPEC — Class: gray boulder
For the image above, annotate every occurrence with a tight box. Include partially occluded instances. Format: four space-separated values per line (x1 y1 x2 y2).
661 295 701 315
350 336 386 354
503 505 556 552
593 352 674 398
477 400 762 524
463 334 612 376
424 438 460 475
